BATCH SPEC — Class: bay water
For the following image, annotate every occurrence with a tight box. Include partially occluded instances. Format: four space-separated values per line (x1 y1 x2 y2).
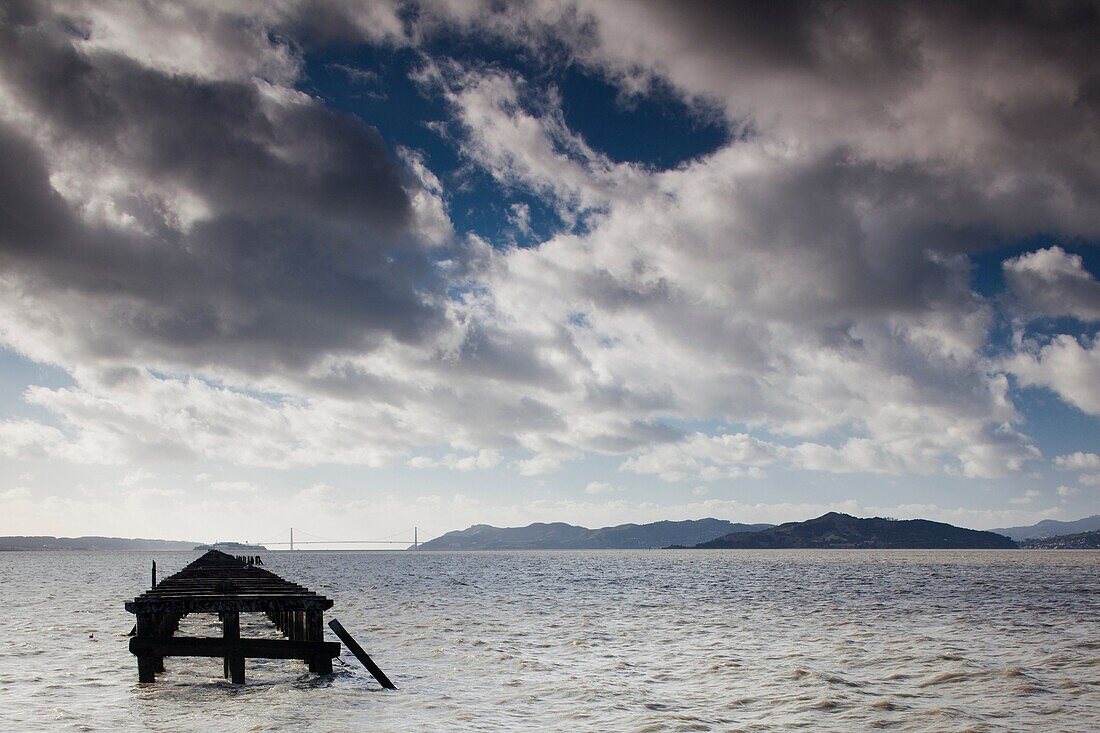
0 549 1097 731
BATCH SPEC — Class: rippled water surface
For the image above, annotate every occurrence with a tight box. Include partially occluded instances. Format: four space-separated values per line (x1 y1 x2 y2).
0 550 1097 731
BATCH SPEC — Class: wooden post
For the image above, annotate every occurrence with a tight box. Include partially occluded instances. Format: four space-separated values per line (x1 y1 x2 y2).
151 560 157 589
135 613 156 683
137 654 157 683
328 618 395 689
288 611 303 641
305 611 327 673
154 614 165 673
223 611 245 684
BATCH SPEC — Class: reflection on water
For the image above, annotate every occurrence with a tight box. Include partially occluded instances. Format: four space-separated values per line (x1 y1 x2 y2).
0 549 1097 731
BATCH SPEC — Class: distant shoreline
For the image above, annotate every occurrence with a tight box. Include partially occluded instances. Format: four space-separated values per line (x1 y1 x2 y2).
6 513 1100 552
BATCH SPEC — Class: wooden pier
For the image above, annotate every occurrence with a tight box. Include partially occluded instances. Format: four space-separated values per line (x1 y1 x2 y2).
125 550 339 683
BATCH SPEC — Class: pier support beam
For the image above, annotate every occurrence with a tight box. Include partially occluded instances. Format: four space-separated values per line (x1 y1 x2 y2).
137 654 158 683
135 613 157 682
223 611 245 684
305 610 330 674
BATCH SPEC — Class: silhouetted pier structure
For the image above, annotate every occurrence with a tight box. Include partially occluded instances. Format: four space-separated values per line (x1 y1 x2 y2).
125 550 338 683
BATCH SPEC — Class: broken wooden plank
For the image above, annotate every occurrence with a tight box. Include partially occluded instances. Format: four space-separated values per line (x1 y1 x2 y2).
328 618 396 689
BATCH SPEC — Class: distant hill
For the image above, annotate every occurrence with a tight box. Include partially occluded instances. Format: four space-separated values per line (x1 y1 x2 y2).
1020 530 1100 549
416 518 773 550
0 535 199 551
990 515 1100 542
688 512 1017 549
193 541 268 552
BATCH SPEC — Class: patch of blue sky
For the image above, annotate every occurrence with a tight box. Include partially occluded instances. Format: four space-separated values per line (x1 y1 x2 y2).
555 66 730 170
969 235 1100 301
0 347 73 421
302 44 560 246
1009 375 1100 459
969 236 1100 346
299 36 728 246
966 238 1099 458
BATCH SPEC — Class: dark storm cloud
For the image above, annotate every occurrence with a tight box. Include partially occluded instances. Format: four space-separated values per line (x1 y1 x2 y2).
0 121 440 372
0 123 71 250
0 5 445 374
0 18 410 225
590 0 1100 195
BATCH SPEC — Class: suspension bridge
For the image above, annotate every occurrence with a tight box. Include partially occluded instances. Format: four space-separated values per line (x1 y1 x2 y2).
255 526 436 550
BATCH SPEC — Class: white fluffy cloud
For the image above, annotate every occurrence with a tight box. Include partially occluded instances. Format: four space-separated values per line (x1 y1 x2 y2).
1052 452 1100 491
1008 335 1100 415
1054 452 1100 470
1004 246 1100 322
0 419 71 461
1057 485 1081 499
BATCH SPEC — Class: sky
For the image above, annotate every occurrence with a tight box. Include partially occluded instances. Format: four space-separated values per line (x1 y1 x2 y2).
1 0 1099 544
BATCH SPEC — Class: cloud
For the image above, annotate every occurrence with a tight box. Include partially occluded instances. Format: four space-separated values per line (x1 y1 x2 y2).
0 0 1094 492
207 480 261 494
416 59 638 223
1004 246 1100 322
0 5 448 383
408 449 502 471
1009 489 1041 505
1 486 32 501
9 369 435 468
0 419 68 461
415 0 1100 234
623 422 1038 482
1057 485 1081 499
514 453 574 476
432 56 1046 478
1054 452 1100 470
621 433 776 482
1053 452 1100 488
584 481 621 495
1008 335 1100 415
121 469 155 486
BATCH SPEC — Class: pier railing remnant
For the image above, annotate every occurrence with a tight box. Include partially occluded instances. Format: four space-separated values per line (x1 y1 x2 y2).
125 550 338 683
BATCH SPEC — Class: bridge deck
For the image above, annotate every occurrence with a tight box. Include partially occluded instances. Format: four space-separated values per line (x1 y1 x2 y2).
125 550 337 683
